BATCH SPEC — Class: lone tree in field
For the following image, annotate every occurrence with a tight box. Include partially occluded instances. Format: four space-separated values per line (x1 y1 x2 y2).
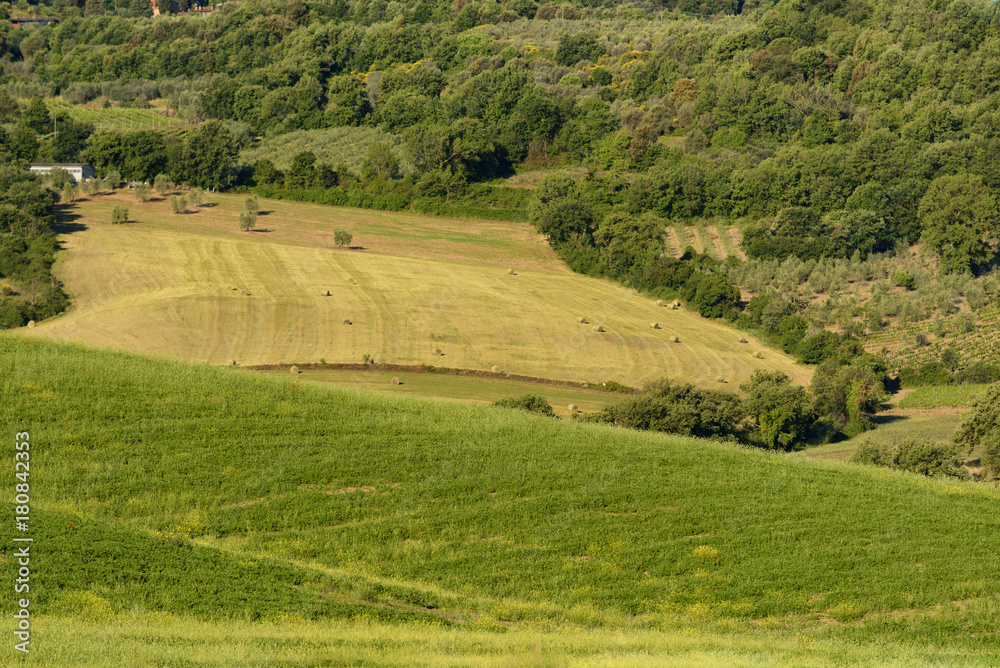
244 194 259 216
154 173 174 195
104 170 122 190
111 204 129 224
169 195 187 214
239 211 256 231
188 187 205 207
134 183 152 203
334 229 353 248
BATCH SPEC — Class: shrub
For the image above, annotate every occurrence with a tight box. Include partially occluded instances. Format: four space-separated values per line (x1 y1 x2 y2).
111 204 129 224
134 183 152 202
584 379 746 440
914 332 928 347
334 229 353 248
492 394 555 417
892 271 915 290
169 195 187 214
189 187 205 207
851 437 967 477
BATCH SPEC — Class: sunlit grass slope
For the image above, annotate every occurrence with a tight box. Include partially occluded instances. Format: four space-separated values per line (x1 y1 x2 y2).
2 336 1000 665
20 192 809 389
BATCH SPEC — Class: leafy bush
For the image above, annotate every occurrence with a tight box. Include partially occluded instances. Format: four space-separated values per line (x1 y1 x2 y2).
169 195 187 214
851 437 967 478
492 394 555 417
954 382 1000 478
583 379 746 441
111 204 129 224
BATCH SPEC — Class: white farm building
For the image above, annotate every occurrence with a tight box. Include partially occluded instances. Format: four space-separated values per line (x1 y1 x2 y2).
29 163 96 183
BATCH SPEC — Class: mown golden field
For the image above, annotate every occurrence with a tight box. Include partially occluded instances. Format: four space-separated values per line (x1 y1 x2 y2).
22 192 809 389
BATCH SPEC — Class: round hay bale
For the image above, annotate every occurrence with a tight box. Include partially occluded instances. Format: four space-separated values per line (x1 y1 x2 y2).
650 322 660 329
343 319 353 325
231 359 237 366
290 365 300 374
434 348 443 356
491 365 500 373
717 377 726 383
656 299 665 307
507 268 517 275
753 352 764 359
577 316 588 324
26 320 35 328
323 290 331 296
391 377 400 385
592 325 605 332
739 337 748 343
568 404 578 413
669 335 680 343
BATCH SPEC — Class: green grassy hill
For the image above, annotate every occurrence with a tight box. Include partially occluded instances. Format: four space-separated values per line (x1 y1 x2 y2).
3 336 1000 665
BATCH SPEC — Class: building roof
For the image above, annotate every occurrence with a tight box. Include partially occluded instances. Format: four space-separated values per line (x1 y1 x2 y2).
29 163 93 168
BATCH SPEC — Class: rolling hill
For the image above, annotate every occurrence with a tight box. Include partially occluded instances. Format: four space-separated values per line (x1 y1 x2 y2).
2 336 999 665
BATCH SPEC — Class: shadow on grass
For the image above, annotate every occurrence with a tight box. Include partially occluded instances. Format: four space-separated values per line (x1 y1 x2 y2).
51 208 88 235
871 414 909 426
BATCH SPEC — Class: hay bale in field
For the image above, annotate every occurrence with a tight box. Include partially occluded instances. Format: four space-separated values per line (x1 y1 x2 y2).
491 365 500 373
391 377 400 385
434 348 443 356
670 301 681 309
568 404 578 413
577 316 588 324
231 360 237 366
669 335 680 343
592 325 605 332
650 322 660 329
322 290 330 296
754 352 764 359
290 366 300 374
26 320 35 328
507 268 517 275
656 299 665 307
739 337 748 343
343 319 352 325
717 378 726 383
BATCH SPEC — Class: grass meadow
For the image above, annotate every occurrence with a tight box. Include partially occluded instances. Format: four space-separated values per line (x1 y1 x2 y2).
897 385 989 409
21 191 807 389
3 336 1000 664
264 367 617 417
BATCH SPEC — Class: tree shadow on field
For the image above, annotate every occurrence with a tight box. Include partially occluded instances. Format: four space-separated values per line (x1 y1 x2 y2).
51 208 88 235
249 228 272 233
871 414 909 426
257 210 271 217
198 202 219 208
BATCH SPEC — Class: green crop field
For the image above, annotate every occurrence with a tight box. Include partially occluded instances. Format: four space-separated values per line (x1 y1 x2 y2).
3 337 1000 665
43 99 193 132
898 385 989 409
20 191 808 390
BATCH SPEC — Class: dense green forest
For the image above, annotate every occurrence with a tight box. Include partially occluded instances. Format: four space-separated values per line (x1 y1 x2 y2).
4 0 1000 442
